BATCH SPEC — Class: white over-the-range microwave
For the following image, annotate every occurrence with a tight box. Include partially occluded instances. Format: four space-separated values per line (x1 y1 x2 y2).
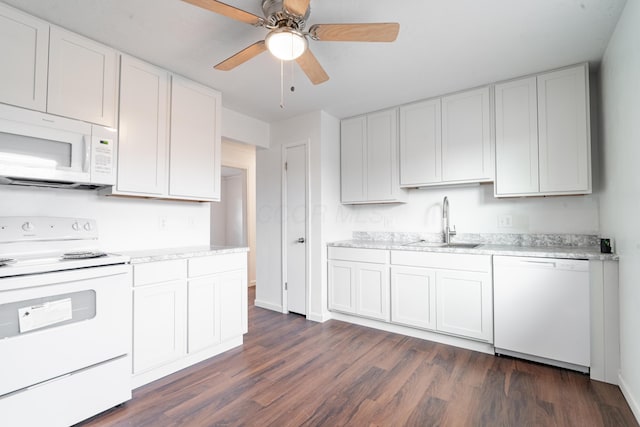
0 103 116 189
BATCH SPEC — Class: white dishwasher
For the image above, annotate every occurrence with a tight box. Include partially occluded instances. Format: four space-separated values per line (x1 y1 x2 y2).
493 255 590 373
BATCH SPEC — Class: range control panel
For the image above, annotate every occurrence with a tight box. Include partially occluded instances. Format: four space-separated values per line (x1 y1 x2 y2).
0 217 98 243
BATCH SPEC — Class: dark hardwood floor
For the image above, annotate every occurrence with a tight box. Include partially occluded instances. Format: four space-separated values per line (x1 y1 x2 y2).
80 286 638 426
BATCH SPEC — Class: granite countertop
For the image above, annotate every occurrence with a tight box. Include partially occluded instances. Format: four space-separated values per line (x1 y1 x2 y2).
328 240 616 261
328 231 618 261
122 245 249 264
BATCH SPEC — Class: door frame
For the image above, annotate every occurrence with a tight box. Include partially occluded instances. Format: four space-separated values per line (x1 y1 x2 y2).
281 140 310 315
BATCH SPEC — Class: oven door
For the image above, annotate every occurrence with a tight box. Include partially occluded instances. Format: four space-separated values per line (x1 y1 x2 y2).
0 264 131 397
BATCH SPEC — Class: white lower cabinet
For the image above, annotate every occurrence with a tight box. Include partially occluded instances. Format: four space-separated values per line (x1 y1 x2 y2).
390 266 436 330
328 247 390 321
435 269 492 342
329 248 493 344
187 276 221 353
132 252 247 388
133 279 187 374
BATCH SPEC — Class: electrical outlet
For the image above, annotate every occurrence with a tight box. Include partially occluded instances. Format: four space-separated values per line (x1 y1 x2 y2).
498 214 513 228
159 216 167 230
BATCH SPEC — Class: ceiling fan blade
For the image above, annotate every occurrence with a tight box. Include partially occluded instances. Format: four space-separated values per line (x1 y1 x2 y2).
283 0 310 17
296 49 329 85
309 23 400 42
214 41 267 71
182 0 264 26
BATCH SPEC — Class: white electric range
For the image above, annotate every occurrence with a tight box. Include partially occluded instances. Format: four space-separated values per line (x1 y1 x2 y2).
0 216 132 427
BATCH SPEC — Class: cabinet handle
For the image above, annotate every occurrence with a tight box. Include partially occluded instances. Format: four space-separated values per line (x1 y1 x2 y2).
297 237 305 243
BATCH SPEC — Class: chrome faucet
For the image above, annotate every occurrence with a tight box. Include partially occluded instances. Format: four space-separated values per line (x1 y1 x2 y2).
442 196 457 244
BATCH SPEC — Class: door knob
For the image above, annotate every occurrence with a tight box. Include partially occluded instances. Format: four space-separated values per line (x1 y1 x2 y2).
297 237 305 243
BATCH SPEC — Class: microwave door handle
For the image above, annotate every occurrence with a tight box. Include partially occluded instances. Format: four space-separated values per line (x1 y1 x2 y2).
83 135 91 173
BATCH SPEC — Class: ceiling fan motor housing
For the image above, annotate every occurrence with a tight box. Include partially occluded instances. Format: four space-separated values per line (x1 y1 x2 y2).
262 0 310 30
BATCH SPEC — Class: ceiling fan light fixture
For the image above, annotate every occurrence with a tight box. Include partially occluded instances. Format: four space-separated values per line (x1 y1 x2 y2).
265 28 307 61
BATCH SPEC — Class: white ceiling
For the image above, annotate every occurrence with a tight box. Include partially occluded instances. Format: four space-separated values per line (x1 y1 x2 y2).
2 0 626 123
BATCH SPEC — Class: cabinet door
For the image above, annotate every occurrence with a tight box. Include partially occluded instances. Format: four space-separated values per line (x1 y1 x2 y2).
0 3 48 111
328 260 357 314
399 99 442 186
436 270 492 342
117 55 168 195
441 87 492 182
133 280 187 374
47 27 117 127
219 270 245 342
537 64 591 194
494 77 539 196
355 262 390 321
169 76 221 201
391 266 436 330
340 116 366 203
366 108 398 201
188 277 221 353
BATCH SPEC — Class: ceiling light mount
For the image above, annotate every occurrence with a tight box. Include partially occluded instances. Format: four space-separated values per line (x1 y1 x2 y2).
265 28 308 61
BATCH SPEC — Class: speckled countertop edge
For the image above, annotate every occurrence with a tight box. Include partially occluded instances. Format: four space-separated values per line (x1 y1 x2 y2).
123 245 249 264
328 240 618 261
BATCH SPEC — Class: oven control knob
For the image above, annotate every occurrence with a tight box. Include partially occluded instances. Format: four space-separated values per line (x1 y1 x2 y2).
22 221 34 231
83 222 92 231
72 222 80 231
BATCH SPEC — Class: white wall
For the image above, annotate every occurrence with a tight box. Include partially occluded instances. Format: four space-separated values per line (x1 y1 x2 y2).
222 107 270 149
334 185 599 236
599 0 640 420
0 185 210 251
210 172 247 247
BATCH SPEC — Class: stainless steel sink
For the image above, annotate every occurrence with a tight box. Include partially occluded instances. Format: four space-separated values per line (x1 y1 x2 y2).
404 241 480 249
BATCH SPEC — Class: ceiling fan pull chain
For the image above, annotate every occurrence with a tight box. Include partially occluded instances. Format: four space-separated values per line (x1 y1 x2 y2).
290 59 296 93
280 60 285 109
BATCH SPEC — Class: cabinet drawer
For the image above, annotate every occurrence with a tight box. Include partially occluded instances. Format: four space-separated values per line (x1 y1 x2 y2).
391 251 491 273
133 259 187 286
328 247 389 264
188 253 246 277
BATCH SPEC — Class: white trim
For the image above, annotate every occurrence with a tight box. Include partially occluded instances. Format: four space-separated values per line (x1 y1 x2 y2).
307 311 332 323
619 373 640 424
254 299 283 313
330 311 495 355
281 140 310 316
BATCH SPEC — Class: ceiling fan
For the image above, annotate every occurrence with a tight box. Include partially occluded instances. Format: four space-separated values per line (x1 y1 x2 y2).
182 0 400 85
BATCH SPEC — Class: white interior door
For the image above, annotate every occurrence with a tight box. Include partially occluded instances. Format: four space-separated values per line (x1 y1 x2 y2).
284 143 307 315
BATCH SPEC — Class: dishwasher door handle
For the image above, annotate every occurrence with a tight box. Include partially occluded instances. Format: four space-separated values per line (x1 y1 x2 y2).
518 260 557 268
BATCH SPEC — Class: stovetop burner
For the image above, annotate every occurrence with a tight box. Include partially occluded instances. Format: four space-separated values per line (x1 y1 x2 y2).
61 251 108 260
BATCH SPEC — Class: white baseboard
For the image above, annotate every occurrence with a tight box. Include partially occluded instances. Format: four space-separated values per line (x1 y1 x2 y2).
254 299 283 313
307 311 331 323
330 312 494 355
619 372 640 424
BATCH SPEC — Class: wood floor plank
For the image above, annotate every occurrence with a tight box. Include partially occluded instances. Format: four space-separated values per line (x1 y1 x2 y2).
79 287 639 427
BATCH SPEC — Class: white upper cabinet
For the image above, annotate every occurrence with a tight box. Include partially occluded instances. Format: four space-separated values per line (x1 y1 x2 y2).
341 108 403 204
537 65 591 194
115 55 169 196
441 87 493 183
106 60 222 202
47 27 118 128
399 99 442 186
169 76 221 201
0 4 118 127
0 3 49 111
494 77 539 195
495 64 591 197
399 87 492 187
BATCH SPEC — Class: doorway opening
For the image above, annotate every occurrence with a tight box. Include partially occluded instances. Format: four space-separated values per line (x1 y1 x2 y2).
211 166 247 248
